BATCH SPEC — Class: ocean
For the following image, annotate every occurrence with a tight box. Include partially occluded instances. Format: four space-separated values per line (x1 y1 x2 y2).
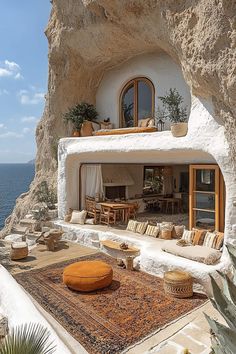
0 164 35 230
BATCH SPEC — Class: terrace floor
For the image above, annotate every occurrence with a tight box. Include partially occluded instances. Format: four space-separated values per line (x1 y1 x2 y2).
5 240 223 354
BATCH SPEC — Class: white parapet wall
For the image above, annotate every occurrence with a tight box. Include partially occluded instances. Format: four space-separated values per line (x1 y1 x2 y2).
58 95 236 275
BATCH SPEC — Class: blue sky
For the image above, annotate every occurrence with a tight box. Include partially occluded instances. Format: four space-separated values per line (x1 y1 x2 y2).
0 1 51 163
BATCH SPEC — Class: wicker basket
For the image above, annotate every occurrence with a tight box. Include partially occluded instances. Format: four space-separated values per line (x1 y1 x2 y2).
10 242 28 260
164 270 193 298
171 123 188 137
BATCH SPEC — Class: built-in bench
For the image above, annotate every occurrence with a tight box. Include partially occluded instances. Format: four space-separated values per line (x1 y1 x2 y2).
54 220 230 293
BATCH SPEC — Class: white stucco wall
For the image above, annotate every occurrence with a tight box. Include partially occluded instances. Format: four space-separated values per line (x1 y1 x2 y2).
96 52 191 128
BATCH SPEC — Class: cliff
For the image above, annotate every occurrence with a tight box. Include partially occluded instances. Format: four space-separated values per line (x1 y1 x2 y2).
1 0 236 236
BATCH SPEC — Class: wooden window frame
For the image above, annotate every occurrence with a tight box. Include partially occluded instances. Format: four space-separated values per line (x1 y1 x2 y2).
189 164 222 231
119 77 155 128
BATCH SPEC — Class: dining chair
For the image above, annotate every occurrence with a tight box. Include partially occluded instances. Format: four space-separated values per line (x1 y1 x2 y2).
99 206 118 226
85 197 100 224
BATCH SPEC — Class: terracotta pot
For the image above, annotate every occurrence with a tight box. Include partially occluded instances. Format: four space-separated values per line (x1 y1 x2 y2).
72 130 80 137
80 120 94 137
171 123 188 137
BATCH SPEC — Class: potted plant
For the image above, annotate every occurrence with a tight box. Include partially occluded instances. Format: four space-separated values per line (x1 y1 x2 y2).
159 88 188 137
64 102 98 137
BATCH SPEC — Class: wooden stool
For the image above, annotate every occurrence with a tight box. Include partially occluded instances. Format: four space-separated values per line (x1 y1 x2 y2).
164 270 193 298
10 242 29 260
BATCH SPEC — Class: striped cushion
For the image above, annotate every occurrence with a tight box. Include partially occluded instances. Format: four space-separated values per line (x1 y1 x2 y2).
203 232 217 248
136 221 148 235
145 225 160 238
192 229 206 246
182 230 195 243
213 232 224 250
126 220 138 233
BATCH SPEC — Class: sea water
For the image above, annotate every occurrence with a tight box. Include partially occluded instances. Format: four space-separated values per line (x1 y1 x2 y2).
0 164 35 229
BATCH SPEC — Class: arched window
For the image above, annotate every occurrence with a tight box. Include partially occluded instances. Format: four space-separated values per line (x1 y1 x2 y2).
120 77 154 128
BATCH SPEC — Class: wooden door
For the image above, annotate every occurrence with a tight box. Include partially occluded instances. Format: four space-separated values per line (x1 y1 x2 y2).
189 165 224 232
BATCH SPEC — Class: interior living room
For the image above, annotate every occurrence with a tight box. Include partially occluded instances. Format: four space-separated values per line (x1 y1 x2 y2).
79 163 225 232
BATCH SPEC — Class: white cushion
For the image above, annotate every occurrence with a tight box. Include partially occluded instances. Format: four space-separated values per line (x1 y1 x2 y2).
70 210 87 224
162 240 222 265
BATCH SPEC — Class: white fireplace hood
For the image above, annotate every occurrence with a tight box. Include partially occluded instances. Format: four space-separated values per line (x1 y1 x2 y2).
102 165 134 186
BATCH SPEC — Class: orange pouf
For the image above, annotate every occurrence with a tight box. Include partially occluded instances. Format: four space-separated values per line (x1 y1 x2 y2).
63 260 113 292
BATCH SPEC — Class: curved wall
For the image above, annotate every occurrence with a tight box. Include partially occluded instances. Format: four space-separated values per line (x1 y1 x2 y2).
96 53 191 128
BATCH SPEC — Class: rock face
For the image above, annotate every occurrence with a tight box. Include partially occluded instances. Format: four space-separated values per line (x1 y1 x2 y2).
1 0 236 236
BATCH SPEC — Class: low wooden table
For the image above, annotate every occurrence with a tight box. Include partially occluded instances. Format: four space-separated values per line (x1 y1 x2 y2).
100 240 140 270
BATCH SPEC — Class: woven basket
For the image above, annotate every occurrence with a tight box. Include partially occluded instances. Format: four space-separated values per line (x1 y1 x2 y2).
10 242 28 260
164 270 193 298
171 123 188 137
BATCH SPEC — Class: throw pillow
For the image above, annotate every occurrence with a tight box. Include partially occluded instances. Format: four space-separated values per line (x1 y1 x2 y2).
203 231 217 248
161 222 174 231
136 221 148 235
70 210 87 224
145 225 160 238
173 225 185 239
192 229 206 246
160 229 172 240
213 232 224 250
126 220 138 233
181 230 195 243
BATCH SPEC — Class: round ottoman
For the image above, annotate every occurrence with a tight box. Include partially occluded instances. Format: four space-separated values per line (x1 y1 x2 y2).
10 242 29 260
63 260 113 292
164 270 193 298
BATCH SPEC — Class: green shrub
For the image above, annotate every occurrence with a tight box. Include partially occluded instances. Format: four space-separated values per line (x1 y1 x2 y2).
64 102 98 130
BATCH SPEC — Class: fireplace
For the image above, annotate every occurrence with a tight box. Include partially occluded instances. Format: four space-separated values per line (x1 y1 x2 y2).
105 186 126 200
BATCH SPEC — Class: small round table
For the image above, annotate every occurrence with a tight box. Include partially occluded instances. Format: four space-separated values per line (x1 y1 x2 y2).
164 270 193 298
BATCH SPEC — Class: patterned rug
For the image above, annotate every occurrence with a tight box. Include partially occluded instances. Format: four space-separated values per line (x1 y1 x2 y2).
14 253 207 354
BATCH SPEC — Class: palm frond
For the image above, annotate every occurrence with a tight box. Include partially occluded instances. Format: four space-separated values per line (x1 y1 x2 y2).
0 323 56 354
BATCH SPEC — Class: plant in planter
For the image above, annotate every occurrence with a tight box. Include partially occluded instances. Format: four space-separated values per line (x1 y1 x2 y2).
64 102 98 137
205 244 236 353
36 181 57 210
159 88 188 137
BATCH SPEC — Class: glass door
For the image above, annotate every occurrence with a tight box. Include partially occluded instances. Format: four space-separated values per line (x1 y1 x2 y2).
189 165 220 231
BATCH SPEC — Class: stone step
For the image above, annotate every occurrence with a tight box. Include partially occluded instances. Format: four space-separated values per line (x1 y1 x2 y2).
149 323 211 354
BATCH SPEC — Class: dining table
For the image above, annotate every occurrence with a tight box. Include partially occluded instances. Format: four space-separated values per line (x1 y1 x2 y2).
98 202 136 224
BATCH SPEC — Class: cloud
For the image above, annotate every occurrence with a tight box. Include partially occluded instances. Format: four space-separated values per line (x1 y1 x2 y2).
21 116 38 123
0 60 23 80
22 127 30 134
14 72 24 80
0 89 9 96
18 89 45 105
0 123 5 129
0 131 23 138
0 68 12 77
5 60 20 71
